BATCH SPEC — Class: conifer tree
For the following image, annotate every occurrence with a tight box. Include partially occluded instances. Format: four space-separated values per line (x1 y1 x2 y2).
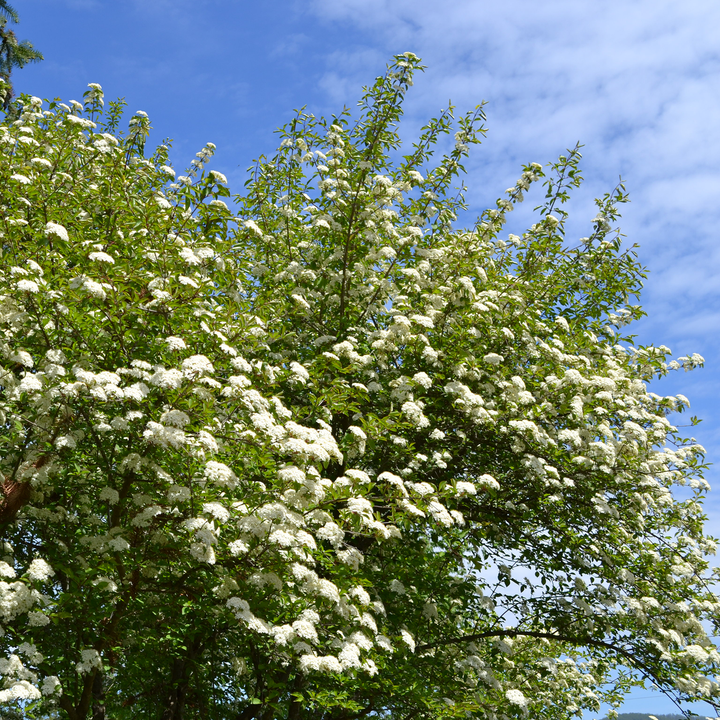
0 0 42 111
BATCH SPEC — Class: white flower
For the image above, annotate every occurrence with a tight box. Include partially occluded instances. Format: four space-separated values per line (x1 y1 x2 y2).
428 500 454 526
292 619 318 642
177 246 199 264
160 409 190 427
41 676 61 696
226 596 250 614
347 497 373 516
317 656 342 673
204 461 237 488
483 353 504 365
338 643 362 669
455 481 476 496
27 610 50 627
409 481 434 496
99 487 120 504
312 578 341 603
271 624 296 646
46 349 66 363
79 278 107 300
89 251 114 264
190 543 216 564
278 466 306 484
167 485 191 503
400 629 415 652
299 654 320 673
399 499 426 518
196 429 219 452
178 275 199 288
423 601 438 619
229 539 249 555
107 537 129 552
164 336 187 351
66 115 96 129
684 644 710 662
45 221 69 241
0 680 41 702
124 381 151 400
27 558 54 582
19 375 43 393
505 688 527 708
375 635 394 652
203 502 230 524
76 649 102 675
132 505 162 527
289 361 309 383
93 576 118 592
269 529 295 546
363 659 378 676
10 174 31 184
244 219 263 236
148 368 184 389
16 279 39 293
350 586 372 606
182 354 214 378
477 474 500 490
401 401 430 428
209 170 228 184
316 521 344 547
143 422 187 448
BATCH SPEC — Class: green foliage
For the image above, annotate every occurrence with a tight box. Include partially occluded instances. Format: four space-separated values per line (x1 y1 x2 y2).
0 0 42 111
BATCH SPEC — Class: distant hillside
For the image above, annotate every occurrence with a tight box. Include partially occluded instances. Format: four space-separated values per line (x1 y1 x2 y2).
599 714 700 720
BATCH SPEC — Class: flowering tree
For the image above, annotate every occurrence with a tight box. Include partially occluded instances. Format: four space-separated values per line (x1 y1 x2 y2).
0 55 718 720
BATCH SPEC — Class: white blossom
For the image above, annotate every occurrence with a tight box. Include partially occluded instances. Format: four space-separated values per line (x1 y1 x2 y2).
45 221 69 241
16 279 39 293
41 676 61 696
164 336 187 351
89 251 114 264
26 559 54 582
400 629 415 652
76 649 102 675
483 353 504 365
99 487 120 504
505 688 527 709
182 355 214 378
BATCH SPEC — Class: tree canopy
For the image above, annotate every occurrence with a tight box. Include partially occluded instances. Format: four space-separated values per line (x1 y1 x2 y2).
0 54 718 720
0 0 42 111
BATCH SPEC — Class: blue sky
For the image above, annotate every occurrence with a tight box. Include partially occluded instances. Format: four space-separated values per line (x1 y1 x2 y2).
12 0 720 715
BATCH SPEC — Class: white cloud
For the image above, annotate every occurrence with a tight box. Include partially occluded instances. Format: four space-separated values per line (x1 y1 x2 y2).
305 0 720 510
305 0 720 345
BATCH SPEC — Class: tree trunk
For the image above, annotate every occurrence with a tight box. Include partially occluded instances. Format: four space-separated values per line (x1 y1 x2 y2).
160 658 191 720
91 670 105 720
0 478 30 524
